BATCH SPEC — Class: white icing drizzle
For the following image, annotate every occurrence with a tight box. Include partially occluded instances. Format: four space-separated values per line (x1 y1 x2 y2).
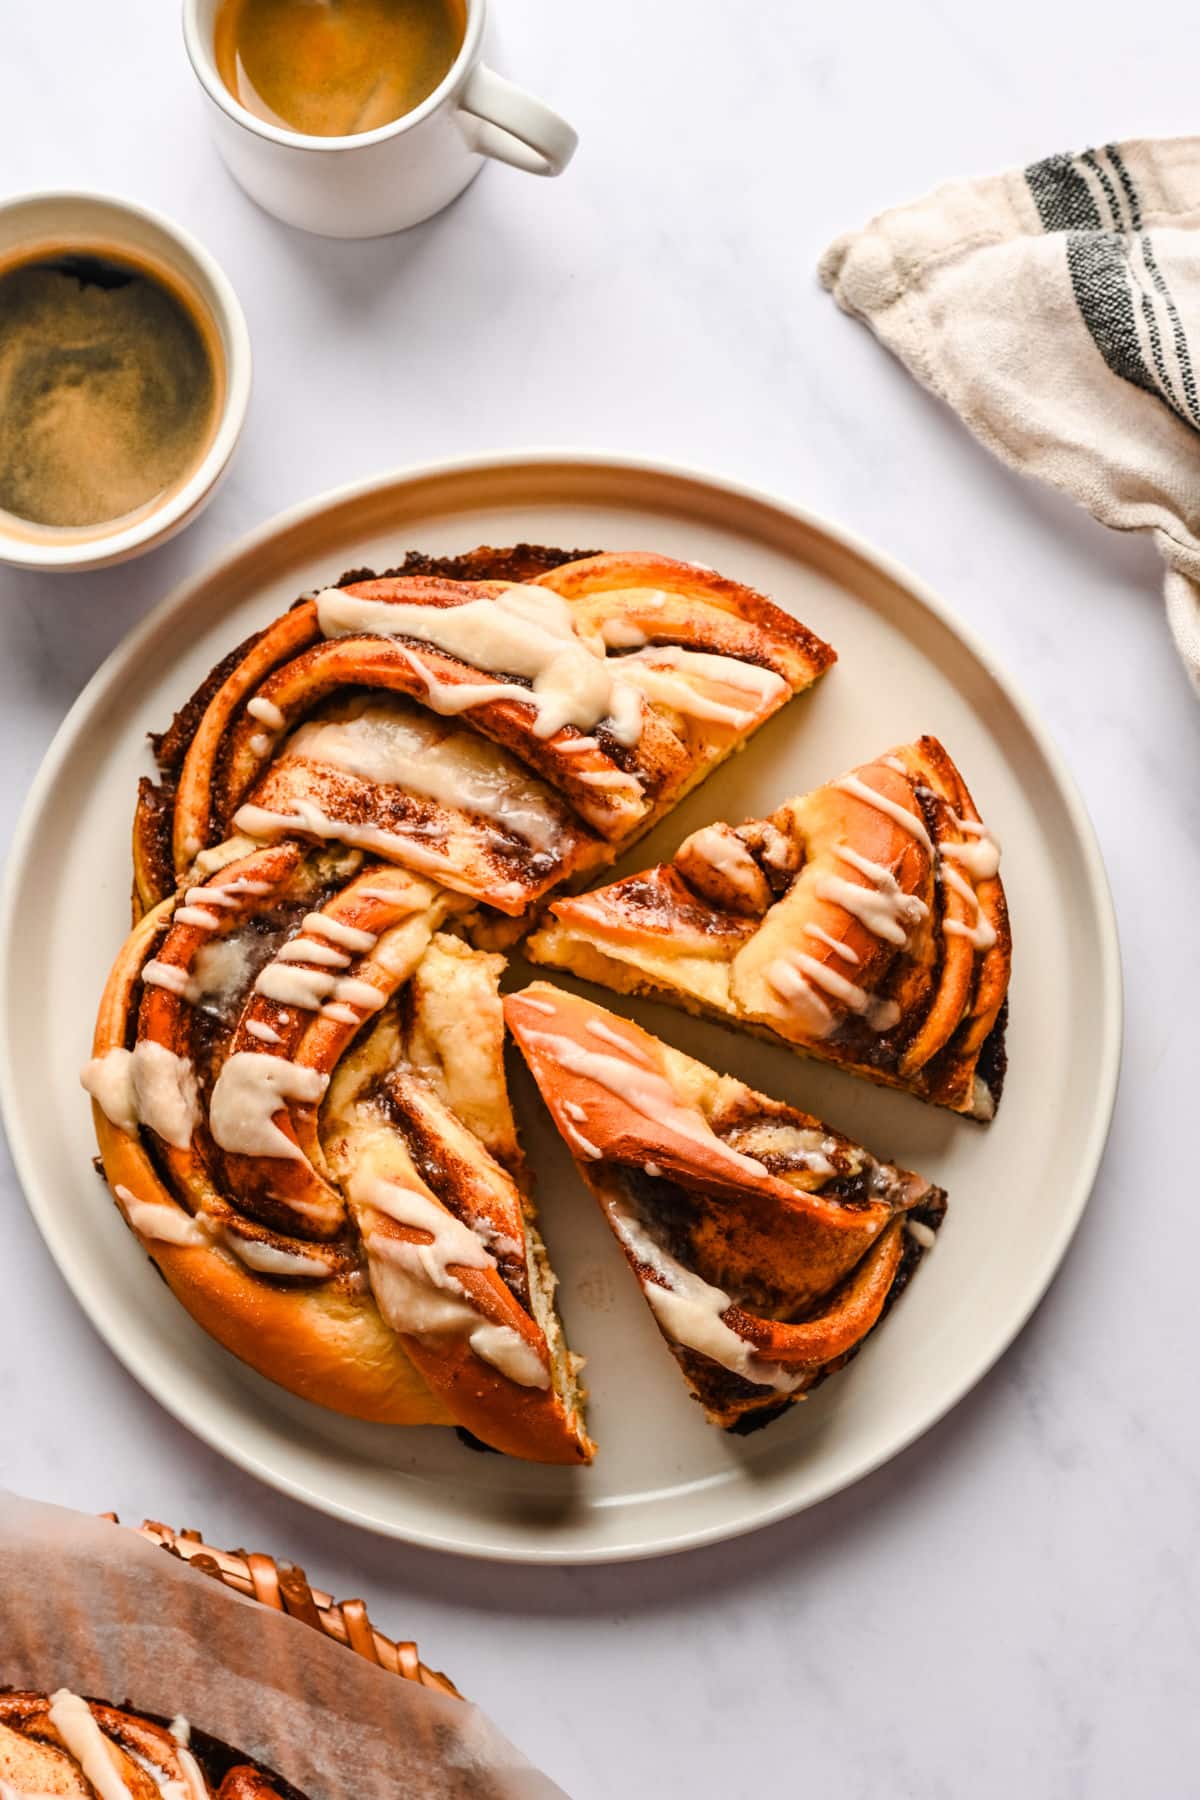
907 1218 937 1250
364 1176 489 1268
249 732 274 756
620 645 784 727
277 937 352 968
224 878 273 896
247 695 286 731
330 976 385 1012
234 799 528 906
316 583 645 745
115 1186 208 1247
882 755 907 774
563 1100 588 1122
142 959 193 997
246 1019 283 1044
556 735 599 753
320 1002 361 1025
81 1043 199 1148
173 905 222 930
286 701 566 852
834 772 934 853
941 863 998 950
518 996 558 1015
223 1230 329 1278
356 1175 549 1388
764 957 834 1038
803 922 861 964
815 843 928 948
468 1324 551 1390
770 842 919 1035
681 824 763 895
773 950 900 1033
560 1119 602 1160
48 1690 135 1800
943 813 1002 882
303 911 378 953
585 1018 652 1063
184 884 242 909
607 1199 801 1392
254 960 384 1015
644 1162 663 1179
256 963 339 1009
82 1049 141 1134
634 645 786 699
208 1053 329 1160
521 1024 769 1179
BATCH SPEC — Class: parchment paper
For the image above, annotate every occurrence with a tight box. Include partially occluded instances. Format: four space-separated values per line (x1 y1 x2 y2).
0 1492 568 1800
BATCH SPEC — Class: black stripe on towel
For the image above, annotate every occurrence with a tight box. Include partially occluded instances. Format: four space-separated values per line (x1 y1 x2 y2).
1025 146 1200 433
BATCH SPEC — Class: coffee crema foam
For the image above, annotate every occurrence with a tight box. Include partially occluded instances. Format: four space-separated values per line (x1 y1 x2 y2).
0 247 221 540
214 0 466 138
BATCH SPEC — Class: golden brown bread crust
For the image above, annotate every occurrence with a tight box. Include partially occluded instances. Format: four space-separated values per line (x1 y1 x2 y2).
528 735 1010 1118
87 848 591 1462
505 985 946 1430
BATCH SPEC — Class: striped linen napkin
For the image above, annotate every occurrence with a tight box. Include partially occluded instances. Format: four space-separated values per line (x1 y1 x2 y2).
820 139 1200 694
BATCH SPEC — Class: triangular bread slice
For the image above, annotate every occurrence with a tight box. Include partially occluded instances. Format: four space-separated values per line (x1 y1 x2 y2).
527 735 1010 1117
505 984 946 1432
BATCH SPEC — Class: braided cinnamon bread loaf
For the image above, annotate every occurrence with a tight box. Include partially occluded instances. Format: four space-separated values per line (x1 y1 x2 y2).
83 546 833 1460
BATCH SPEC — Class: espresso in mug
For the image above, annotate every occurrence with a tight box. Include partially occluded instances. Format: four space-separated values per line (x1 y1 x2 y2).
0 248 221 539
214 0 467 138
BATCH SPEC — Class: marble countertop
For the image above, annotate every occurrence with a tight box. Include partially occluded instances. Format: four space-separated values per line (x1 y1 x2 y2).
2 3 1197 1795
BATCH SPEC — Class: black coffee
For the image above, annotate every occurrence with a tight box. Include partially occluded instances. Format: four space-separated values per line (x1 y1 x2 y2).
0 248 221 536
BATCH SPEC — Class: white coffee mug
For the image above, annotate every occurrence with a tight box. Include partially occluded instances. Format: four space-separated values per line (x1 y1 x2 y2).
182 0 579 239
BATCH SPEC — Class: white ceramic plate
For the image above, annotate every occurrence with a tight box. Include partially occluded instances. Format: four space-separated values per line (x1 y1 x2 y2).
0 454 1121 1563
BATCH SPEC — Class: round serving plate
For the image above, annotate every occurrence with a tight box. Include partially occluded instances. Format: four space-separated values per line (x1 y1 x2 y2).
0 453 1121 1564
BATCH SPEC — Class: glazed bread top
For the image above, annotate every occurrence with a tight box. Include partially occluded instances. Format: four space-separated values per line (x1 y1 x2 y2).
135 549 834 922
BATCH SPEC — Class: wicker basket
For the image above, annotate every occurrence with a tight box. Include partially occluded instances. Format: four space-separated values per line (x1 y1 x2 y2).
104 1515 460 1699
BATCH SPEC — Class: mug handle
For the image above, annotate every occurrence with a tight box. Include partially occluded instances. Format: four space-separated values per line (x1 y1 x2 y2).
457 65 578 177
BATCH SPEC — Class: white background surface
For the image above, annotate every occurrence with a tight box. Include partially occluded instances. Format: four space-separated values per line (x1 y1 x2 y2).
0 3 1196 1796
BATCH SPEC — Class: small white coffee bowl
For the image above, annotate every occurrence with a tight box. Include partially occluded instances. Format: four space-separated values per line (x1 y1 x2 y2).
0 191 252 573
